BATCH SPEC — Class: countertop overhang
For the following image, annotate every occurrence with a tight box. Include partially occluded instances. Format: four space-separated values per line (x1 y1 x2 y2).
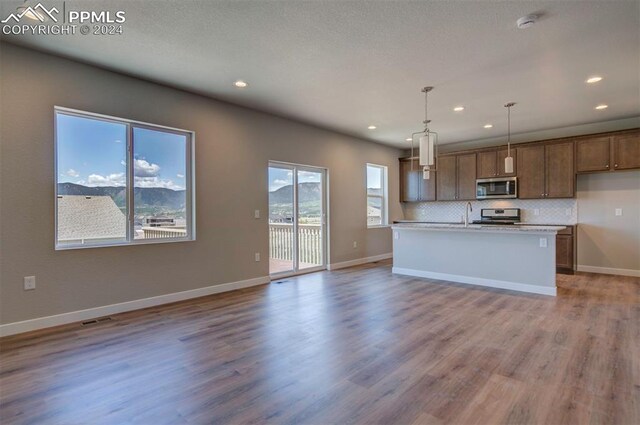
391 223 566 235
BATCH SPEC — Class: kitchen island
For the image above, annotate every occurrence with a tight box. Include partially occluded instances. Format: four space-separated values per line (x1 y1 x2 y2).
392 223 566 296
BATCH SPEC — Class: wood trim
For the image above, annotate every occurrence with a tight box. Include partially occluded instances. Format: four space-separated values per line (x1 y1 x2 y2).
327 253 393 270
0 275 271 337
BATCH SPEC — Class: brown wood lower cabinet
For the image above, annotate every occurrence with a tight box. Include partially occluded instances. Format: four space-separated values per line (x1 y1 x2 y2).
556 225 575 274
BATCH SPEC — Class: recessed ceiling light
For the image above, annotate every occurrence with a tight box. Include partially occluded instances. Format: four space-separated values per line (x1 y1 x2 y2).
453 106 465 112
586 76 602 84
233 80 248 88
595 104 608 110
405 137 412 142
516 14 537 29
484 124 493 129
368 125 377 130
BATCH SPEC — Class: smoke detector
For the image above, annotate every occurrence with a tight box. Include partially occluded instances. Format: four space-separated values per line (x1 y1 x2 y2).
517 14 537 29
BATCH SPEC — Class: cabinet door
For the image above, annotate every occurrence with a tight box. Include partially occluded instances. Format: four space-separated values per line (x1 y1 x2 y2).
436 156 457 201
497 148 517 176
517 145 545 199
399 159 420 202
556 234 574 270
457 153 477 200
418 166 437 201
545 142 575 198
612 131 640 170
576 136 611 173
476 151 497 178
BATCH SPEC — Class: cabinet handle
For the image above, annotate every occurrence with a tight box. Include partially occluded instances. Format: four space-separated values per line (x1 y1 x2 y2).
614 164 618 168
606 164 609 168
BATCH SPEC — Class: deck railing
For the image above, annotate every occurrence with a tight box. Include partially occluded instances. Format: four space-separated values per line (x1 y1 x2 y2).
269 223 322 265
142 227 188 239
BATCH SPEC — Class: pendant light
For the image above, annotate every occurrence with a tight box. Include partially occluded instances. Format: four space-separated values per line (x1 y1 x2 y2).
504 102 516 174
413 86 438 179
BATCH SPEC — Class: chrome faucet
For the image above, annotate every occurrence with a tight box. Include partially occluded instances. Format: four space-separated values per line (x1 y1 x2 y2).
464 202 473 227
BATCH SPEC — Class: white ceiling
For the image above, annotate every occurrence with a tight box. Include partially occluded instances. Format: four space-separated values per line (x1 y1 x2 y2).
2 0 639 146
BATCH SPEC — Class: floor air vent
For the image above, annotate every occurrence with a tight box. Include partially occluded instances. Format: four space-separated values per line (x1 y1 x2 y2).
81 317 113 326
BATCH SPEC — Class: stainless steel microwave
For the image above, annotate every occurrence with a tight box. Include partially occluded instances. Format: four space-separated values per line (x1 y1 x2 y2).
476 177 517 199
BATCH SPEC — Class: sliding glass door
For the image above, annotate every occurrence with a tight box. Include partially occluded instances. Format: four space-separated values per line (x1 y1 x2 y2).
268 163 327 276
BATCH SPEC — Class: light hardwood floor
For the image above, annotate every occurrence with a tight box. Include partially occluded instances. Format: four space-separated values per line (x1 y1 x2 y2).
1 260 638 424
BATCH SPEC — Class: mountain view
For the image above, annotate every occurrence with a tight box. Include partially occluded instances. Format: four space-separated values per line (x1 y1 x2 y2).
269 182 322 223
57 182 186 220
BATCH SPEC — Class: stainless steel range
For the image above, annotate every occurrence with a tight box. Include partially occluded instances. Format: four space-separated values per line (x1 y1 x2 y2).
472 208 521 225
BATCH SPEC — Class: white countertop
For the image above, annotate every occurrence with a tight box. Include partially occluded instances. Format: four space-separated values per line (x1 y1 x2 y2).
392 222 566 234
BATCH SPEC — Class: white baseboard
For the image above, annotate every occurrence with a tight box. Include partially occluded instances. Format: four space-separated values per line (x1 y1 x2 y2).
328 253 392 271
0 276 270 338
392 267 557 297
576 265 640 277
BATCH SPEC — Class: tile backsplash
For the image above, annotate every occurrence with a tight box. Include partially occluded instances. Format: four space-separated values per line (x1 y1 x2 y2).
402 199 577 225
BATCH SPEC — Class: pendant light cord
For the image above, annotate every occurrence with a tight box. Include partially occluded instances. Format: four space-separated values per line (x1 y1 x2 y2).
505 102 515 156
424 89 428 130
507 104 511 156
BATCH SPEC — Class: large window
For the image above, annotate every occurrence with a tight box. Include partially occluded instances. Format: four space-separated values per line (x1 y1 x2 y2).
366 163 388 227
55 108 194 249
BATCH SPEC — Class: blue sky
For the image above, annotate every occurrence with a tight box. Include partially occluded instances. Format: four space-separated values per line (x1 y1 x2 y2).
57 113 186 190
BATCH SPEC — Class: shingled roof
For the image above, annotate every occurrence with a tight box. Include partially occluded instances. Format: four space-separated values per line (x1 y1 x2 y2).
57 196 126 242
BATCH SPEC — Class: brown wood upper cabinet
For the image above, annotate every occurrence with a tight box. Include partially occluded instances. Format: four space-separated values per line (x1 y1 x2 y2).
612 130 640 170
517 141 574 199
437 153 477 201
576 135 611 172
477 148 517 178
576 130 640 173
399 158 436 202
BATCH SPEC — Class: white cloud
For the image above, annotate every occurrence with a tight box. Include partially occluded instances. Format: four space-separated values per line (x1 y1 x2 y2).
135 176 184 191
120 160 126 166
86 173 126 187
134 159 160 177
114 139 123 143
270 178 291 191
298 171 321 183
65 168 79 178
176 173 184 179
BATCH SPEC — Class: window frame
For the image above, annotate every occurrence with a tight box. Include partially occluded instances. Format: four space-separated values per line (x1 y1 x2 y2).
54 106 196 250
366 163 388 228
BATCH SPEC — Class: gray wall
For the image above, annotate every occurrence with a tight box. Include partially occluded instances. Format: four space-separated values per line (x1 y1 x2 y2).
0 43 402 325
577 170 640 274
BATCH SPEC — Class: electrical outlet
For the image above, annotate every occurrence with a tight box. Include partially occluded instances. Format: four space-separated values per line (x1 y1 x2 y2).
353 241 358 249
539 238 547 248
534 209 540 216
254 253 260 262
615 208 623 216
394 231 399 240
24 276 36 291
254 209 260 219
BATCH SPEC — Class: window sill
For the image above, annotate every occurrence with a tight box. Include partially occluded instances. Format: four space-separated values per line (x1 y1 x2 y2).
55 236 195 251
367 225 391 229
